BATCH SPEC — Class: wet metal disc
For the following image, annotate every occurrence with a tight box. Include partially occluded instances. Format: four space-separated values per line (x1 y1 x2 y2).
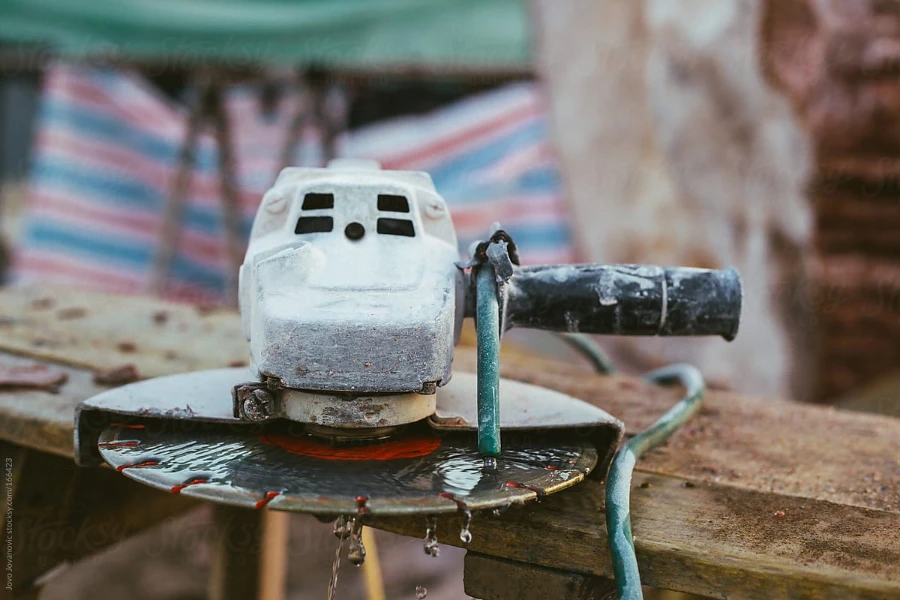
98 422 598 516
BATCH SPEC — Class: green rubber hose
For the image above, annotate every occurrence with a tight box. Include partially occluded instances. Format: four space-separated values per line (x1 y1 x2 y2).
476 272 706 599
558 333 616 375
605 363 706 600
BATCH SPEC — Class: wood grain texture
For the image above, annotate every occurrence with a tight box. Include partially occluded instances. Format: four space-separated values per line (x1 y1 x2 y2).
209 505 264 600
374 473 900 599
0 352 105 458
0 286 897 598
464 553 616 600
0 285 246 378
491 353 900 514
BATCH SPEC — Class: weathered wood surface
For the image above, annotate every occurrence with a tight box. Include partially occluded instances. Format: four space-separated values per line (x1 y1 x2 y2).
0 285 246 380
208 505 265 600
0 285 246 458
0 285 898 598
464 553 616 600
378 472 900 599
0 351 104 457
489 354 900 514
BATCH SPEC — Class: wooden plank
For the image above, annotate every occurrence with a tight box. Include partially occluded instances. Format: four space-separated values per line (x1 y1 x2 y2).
0 287 283 600
0 285 247 378
464 553 616 600
209 505 265 600
492 353 900 514
0 352 104 458
258 511 289 600
374 473 900 599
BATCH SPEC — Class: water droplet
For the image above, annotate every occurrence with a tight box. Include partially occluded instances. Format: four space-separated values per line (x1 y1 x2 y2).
483 456 497 472
423 516 440 557
415 585 427 599
327 518 348 600
347 518 366 566
333 515 349 539
459 508 473 544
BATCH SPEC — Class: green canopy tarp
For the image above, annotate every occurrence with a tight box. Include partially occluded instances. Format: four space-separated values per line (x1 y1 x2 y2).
2 0 532 71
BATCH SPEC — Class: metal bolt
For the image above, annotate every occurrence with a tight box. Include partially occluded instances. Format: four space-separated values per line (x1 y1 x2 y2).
242 388 273 421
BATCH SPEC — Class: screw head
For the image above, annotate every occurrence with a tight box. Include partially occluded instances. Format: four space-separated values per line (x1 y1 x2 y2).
242 388 273 421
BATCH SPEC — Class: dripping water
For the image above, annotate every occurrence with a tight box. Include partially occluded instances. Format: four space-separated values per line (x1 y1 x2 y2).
327 516 350 600
423 515 439 557
347 517 366 566
415 585 427 599
459 508 473 544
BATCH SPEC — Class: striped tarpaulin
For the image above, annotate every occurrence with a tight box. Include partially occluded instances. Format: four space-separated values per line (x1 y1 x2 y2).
13 64 574 304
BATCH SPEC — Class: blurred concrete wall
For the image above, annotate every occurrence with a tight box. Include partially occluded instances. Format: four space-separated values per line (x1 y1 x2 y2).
533 0 816 400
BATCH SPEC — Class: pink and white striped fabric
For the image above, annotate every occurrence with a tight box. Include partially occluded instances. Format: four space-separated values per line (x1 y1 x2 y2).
14 63 574 304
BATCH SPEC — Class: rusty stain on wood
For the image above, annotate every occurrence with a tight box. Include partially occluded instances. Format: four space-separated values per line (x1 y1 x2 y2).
0 352 103 457
0 285 247 379
93 364 141 386
0 363 68 391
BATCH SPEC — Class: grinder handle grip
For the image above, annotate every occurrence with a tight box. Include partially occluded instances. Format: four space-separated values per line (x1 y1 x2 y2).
504 264 742 340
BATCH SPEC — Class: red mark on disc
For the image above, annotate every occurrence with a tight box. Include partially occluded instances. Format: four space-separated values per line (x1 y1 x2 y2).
117 460 158 472
505 481 545 496
260 433 440 461
170 479 206 494
255 491 280 509
99 441 139 448
356 495 370 515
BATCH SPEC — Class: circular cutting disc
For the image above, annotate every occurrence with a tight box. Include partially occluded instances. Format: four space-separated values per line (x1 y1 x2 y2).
98 422 598 516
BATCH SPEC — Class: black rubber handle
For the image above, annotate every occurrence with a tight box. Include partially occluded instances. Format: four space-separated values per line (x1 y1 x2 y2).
504 264 742 340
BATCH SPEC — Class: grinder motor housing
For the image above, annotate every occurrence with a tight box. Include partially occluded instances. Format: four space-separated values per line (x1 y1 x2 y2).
232 161 742 433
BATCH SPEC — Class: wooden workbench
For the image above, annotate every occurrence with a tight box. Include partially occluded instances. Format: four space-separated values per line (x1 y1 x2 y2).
0 285 897 599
